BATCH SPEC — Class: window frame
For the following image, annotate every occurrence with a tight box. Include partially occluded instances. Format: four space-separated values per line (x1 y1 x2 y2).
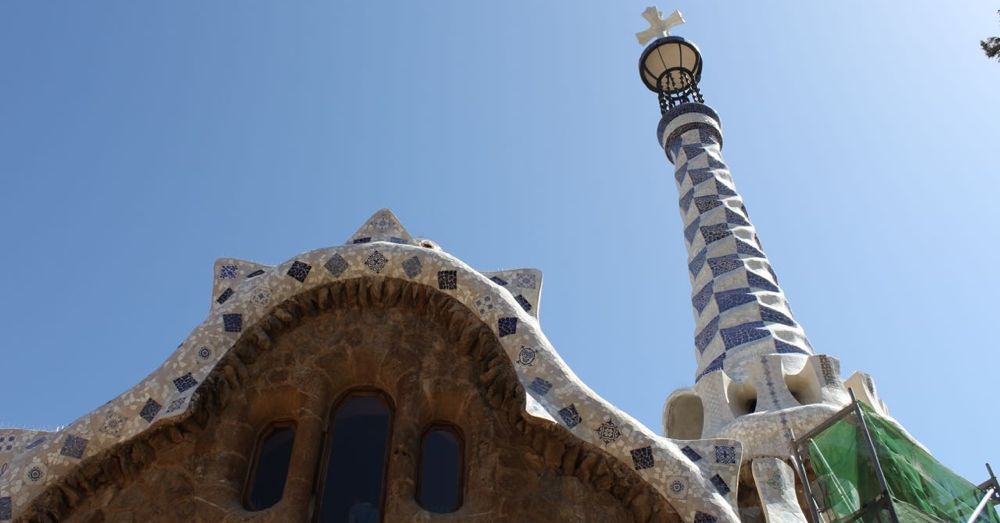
312 388 396 523
415 422 465 513
242 419 298 512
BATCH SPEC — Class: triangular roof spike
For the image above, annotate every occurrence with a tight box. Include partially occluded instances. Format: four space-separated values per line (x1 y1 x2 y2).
346 208 414 245
210 258 272 312
482 268 543 321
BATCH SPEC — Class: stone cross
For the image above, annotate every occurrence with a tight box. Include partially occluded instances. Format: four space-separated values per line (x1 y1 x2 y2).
635 7 685 45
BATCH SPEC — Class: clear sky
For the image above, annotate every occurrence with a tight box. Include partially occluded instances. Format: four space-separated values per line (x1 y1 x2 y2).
2 1 998 482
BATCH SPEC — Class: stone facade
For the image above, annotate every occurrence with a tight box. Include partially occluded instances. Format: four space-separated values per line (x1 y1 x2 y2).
17 280 681 523
0 209 746 523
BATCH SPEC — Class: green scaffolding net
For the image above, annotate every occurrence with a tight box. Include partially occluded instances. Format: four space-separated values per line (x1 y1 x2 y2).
800 402 998 523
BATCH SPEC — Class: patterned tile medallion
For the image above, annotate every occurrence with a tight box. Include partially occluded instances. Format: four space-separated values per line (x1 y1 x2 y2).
286 261 311 282
60 434 88 459
139 398 162 423
630 446 655 470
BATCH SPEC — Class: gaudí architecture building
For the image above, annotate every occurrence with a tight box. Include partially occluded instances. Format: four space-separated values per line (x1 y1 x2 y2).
1 9 996 523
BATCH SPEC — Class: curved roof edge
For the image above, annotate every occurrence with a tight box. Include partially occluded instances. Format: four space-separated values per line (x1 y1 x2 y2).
0 209 742 523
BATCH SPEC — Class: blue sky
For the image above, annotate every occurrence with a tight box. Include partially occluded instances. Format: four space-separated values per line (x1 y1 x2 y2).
2 2 998 482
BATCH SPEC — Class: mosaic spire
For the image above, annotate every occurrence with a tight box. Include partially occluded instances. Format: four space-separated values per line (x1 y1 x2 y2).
658 105 813 381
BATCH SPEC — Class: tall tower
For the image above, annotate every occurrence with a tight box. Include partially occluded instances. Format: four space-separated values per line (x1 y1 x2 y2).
636 8 878 520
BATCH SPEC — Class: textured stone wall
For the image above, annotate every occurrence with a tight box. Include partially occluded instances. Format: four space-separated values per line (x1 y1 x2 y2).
25 280 680 523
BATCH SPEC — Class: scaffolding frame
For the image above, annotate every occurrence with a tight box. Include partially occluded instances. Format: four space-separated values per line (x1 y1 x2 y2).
790 392 999 523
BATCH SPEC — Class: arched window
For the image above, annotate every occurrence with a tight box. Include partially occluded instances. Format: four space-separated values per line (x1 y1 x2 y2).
416 424 464 513
316 391 393 523
244 422 296 511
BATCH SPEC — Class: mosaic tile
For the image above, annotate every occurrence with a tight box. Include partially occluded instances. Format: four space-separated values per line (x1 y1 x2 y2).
139 398 162 423
324 254 349 276
714 288 754 313
60 434 88 459
245 269 265 279
498 317 517 337
352 237 372 244
680 445 702 462
370 214 394 231
721 321 768 349
223 313 242 333
724 208 749 226
24 437 45 450
695 317 719 354
401 256 422 278
475 296 494 315
747 272 779 292
173 373 198 393
513 272 537 289
696 353 726 381
0 496 10 520
515 294 532 313
688 167 714 186
681 145 704 164
218 265 239 279
714 445 737 464
709 474 730 495
774 340 809 355
631 446 655 470
707 255 742 277
364 250 388 273
558 404 582 428
489 276 508 286
667 139 684 164
679 188 695 212
437 270 457 290
516 346 538 366
674 161 689 184
818 356 839 385
528 378 552 396
688 248 707 277
715 179 737 196
684 218 701 244
694 511 718 523
667 476 688 499
215 288 234 305
700 224 731 244
99 413 126 437
25 466 44 483
595 417 622 445
286 261 311 282
691 282 713 314
249 286 271 306
735 239 764 258
197 346 212 360
761 306 795 327
694 195 722 213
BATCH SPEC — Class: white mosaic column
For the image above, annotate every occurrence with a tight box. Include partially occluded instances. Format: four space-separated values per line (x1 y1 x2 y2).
658 104 813 382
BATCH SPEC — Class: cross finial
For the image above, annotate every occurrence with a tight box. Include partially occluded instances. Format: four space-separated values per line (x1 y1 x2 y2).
635 7 685 45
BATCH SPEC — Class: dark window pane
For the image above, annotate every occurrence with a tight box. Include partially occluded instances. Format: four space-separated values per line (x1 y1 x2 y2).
318 394 392 523
246 426 295 511
417 427 463 513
